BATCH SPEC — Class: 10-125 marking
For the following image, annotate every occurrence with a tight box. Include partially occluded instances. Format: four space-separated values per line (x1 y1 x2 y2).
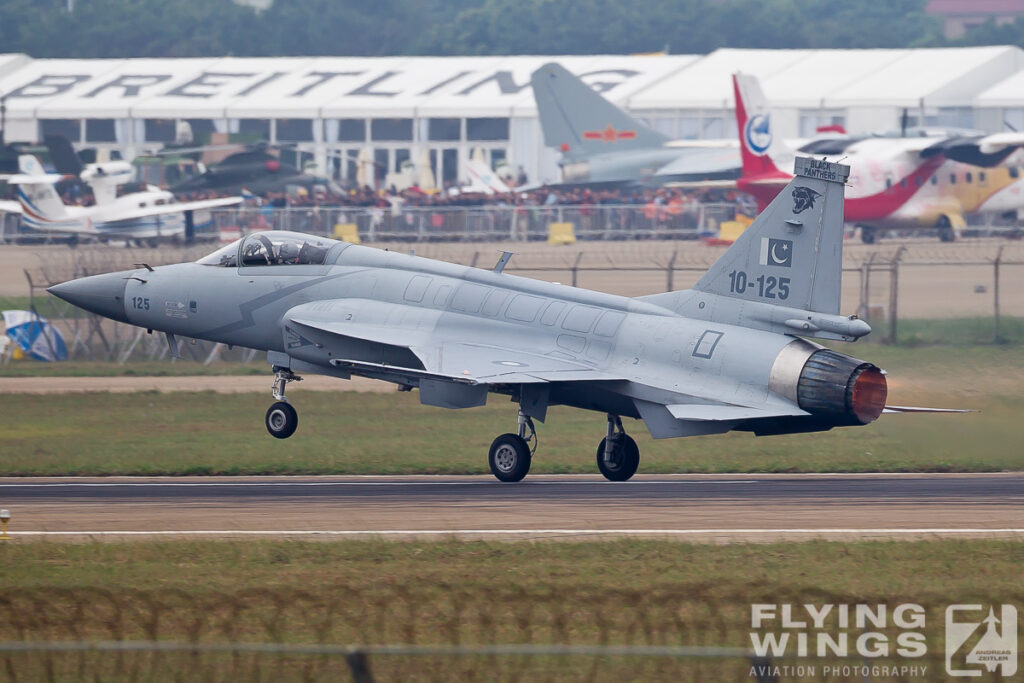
728 271 790 300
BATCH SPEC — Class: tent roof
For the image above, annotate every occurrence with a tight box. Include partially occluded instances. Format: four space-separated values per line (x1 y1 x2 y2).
627 48 808 110
825 46 1023 107
975 68 1024 108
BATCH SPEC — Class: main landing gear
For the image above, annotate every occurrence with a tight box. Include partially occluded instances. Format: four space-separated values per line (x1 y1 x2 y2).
265 366 301 439
596 415 640 482
487 411 640 483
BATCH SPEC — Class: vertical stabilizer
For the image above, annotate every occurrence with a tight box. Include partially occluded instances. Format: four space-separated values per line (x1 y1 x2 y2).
531 63 669 160
733 73 794 209
695 157 849 315
13 155 68 222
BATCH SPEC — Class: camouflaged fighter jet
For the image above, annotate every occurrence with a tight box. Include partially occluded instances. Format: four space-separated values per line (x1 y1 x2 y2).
48 158 956 482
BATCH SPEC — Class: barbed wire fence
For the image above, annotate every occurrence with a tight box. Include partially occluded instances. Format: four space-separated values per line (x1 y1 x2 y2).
9 239 1023 364
0 584 1018 681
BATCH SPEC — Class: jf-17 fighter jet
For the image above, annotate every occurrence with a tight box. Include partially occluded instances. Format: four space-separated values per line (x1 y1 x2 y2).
49 157 958 482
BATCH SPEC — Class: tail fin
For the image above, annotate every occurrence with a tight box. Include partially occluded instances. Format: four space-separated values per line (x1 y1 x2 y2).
12 155 68 221
733 73 792 177
531 63 668 160
464 159 511 194
695 157 849 315
43 134 84 176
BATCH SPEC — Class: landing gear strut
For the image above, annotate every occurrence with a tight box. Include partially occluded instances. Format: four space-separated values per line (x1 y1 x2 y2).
265 366 301 439
596 415 640 482
488 408 535 482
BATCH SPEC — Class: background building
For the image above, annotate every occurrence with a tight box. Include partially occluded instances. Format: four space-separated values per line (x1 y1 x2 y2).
2 46 1024 188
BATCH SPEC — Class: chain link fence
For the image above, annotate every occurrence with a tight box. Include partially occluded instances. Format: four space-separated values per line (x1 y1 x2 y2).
6 239 1023 365
0 584 1017 681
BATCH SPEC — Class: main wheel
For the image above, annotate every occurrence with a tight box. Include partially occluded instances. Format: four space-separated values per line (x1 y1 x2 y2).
265 401 298 439
937 216 955 242
859 225 877 245
488 433 532 482
596 434 640 482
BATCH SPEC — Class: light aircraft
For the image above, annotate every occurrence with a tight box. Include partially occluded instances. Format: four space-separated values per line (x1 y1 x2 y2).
48 158 959 482
531 63 741 187
1 155 240 244
734 73 1024 243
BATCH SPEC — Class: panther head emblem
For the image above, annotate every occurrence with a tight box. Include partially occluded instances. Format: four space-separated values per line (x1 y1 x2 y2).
792 186 822 214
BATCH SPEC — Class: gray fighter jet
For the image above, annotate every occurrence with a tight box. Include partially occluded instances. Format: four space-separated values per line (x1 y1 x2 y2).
49 157 954 482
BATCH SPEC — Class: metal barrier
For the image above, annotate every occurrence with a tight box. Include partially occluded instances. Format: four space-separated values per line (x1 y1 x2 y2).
206 203 739 242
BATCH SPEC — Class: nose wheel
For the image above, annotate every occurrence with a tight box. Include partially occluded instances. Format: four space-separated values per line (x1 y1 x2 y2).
265 367 302 439
488 409 536 482
597 415 639 481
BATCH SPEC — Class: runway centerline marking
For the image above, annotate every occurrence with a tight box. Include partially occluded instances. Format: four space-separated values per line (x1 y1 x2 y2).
9 528 1024 537
0 480 761 488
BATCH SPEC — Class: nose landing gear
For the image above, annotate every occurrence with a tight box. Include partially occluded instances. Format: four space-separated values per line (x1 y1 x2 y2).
265 366 302 439
488 409 536 482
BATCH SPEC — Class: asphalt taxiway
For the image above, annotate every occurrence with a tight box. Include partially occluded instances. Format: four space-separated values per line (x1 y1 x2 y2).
0 473 1020 541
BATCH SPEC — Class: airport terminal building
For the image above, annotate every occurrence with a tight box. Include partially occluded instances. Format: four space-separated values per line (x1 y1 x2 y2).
1 46 1024 188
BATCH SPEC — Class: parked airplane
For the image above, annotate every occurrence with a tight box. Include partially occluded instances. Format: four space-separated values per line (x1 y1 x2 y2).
4 155 240 244
734 73 1024 243
170 145 340 196
463 159 512 194
531 63 740 187
49 158 960 482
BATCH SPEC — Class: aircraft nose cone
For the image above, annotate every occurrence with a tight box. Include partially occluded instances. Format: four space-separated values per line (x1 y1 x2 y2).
47 272 129 323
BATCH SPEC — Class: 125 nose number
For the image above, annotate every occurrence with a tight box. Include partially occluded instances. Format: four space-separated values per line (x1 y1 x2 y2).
728 271 790 300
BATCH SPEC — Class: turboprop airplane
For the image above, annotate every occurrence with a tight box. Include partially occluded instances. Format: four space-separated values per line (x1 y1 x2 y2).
733 73 1024 243
531 63 741 187
6 155 240 244
48 157 960 482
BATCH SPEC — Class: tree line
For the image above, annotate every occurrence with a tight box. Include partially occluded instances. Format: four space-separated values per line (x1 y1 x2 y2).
1 0 1021 59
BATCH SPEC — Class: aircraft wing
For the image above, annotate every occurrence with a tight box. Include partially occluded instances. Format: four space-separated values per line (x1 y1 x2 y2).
286 301 619 387
652 146 740 180
101 197 242 223
0 199 22 214
920 132 1024 166
329 343 615 386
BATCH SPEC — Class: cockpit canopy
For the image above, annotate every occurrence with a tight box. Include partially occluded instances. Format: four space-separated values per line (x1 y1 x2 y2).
197 231 342 268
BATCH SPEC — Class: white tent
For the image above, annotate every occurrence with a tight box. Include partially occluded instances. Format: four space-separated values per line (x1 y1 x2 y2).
2 48 1024 185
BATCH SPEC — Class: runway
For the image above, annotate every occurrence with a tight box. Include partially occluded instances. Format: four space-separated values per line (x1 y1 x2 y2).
1 473 1020 541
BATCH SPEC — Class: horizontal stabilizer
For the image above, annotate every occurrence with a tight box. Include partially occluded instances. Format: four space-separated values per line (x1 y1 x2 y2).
882 405 974 414
7 173 64 185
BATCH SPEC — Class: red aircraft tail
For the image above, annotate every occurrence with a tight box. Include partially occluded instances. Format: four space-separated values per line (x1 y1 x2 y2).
733 73 791 211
